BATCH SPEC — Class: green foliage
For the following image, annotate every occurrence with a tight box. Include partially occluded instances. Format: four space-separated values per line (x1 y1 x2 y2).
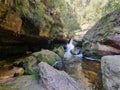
102 0 120 15
14 0 45 26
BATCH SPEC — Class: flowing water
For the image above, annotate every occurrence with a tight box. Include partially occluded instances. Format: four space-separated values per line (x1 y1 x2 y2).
62 38 103 90
64 38 83 60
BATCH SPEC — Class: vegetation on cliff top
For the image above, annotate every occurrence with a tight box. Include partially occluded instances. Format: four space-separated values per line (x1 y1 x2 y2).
0 0 120 33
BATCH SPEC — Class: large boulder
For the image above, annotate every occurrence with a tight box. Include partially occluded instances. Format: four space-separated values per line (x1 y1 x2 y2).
39 62 81 90
82 9 120 58
22 56 38 75
101 55 120 90
33 50 61 65
22 50 61 74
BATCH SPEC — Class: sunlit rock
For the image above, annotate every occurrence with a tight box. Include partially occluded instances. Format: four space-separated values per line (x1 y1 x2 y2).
101 55 120 90
39 62 81 90
82 9 120 58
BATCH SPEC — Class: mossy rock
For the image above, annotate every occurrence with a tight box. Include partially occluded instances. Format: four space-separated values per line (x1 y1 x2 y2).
22 56 38 75
0 85 16 90
22 50 61 74
33 50 61 65
53 46 65 58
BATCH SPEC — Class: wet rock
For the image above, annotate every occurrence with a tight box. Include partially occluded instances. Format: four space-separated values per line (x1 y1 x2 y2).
101 55 120 90
70 47 81 55
82 9 120 58
53 61 63 70
39 62 81 90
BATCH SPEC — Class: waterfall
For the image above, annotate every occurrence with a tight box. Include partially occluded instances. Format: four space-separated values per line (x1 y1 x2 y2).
64 38 83 60
66 38 74 52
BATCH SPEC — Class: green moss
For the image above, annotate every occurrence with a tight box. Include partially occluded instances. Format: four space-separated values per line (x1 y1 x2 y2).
33 50 61 65
0 75 42 90
22 56 38 75
53 46 65 58
0 85 17 90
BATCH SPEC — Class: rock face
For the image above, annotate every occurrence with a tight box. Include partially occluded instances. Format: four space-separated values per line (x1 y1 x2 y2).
39 62 81 90
82 9 120 58
0 2 68 59
101 55 120 90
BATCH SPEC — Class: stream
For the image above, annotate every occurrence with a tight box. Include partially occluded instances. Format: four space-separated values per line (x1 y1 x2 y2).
64 38 99 61
59 38 103 89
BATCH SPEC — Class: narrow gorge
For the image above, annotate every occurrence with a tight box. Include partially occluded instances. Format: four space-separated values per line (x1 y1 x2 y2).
0 0 120 90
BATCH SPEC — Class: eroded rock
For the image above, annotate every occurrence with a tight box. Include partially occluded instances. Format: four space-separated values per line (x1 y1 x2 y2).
82 9 120 58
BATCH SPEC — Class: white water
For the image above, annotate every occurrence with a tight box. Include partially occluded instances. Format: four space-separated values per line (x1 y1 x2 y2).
64 38 83 60
66 38 74 52
64 38 100 61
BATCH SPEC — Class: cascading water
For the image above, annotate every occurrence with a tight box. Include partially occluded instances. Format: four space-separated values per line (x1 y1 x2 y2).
66 38 74 52
64 38 83 60
53 38 98 70
64 38 98 61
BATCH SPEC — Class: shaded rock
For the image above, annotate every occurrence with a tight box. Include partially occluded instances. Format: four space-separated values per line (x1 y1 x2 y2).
101 55 120 90
82 9 120 58
0 28 68 59
39 62 81 90
0 2 68 59
53 61 63 70
73 36 82 47
0 75 46 90
0 3 8 21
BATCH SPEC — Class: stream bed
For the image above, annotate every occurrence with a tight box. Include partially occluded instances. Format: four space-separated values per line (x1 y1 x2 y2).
62 38 103 89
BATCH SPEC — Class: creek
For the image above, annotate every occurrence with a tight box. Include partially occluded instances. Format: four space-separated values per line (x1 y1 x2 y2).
60 38 103 89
